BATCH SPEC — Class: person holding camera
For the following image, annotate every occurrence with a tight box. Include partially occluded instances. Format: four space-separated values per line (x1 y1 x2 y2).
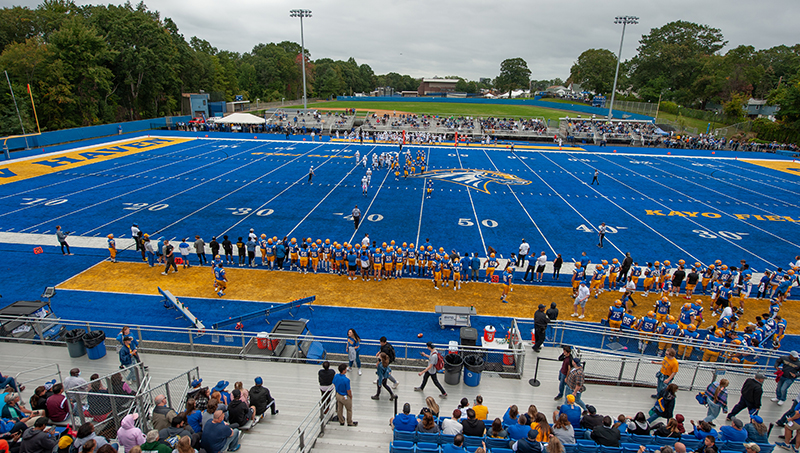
56 226 72 255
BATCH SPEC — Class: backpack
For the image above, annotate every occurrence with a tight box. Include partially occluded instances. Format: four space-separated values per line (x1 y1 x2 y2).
434 351 444 371
163 435 181 448
385 344 396 363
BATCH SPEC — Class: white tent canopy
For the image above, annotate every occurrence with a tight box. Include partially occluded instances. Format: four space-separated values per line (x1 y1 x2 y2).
215 112 265 124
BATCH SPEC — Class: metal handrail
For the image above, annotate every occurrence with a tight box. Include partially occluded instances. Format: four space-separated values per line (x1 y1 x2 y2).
277 387 337 453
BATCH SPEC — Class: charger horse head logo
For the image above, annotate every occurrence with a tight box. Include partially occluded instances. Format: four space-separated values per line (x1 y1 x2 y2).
416 169 531 194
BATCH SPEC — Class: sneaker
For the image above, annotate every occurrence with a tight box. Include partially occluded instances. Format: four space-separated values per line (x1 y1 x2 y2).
571 313 578 317
578 315 585 319
228 444 241 452
440 393 447 398
779 400 785 406
373 380 378 384
392 382 399 389
161 272 168 275
773 397 781 402
358 369 362 376
554 395 563 400
776 442 791 450
390 395 398 401
371 395 380 400
414 387 423 392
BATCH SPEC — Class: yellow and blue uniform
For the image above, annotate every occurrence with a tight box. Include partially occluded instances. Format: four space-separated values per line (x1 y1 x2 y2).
265 244 275 264
608 262 620 288
299 247 309 270
310 248 320 270
334 248 346 273
657 321 681 352
259 238 267 262
701 267 715 293
631 266 642 288
486 257 499 282
373 251 384 275
608 305 624 330
678 328 699 358
452 260 462 282
638 315 659 352
214 266 227 294
678 306 695 330
441 259 451 281
572 266 585 291
433 259 442 284
643 266 654 291
108 237 116 260
591 269 605 295
621 313 638 330
691 301 704 326
655 299 671 324
703 333 726 362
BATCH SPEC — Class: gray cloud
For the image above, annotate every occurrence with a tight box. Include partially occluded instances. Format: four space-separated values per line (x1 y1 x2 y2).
10 0 800 80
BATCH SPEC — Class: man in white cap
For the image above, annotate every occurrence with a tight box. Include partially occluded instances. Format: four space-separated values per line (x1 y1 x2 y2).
572 281 590 319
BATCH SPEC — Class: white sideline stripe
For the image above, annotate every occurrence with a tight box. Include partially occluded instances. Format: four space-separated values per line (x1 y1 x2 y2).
587 153 776 267
715 158 800 187
455 147 487 256
285 145 364 236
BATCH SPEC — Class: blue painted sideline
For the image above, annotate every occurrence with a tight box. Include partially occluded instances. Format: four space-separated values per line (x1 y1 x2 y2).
335 96 655 121
2 116 191 157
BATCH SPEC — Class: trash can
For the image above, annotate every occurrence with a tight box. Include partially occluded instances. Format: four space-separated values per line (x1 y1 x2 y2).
460 327 478 347
256 332 269 349
83 331 107 360
443 353 463 385
463 355 485 387
65 329 86 358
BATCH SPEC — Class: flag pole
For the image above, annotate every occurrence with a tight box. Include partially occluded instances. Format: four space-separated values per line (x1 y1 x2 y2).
27 84 41 134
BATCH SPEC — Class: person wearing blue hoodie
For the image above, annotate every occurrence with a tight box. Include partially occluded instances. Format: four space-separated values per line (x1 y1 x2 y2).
390 403 417 432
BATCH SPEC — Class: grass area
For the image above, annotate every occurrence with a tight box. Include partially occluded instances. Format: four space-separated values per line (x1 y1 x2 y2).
303 100 576 122
655 111 725 132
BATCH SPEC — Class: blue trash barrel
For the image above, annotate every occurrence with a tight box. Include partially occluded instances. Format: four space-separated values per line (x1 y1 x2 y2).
463 355 485 387
83 331 107 360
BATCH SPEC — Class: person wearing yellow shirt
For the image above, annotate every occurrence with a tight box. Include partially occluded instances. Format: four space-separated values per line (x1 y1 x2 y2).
472 395 488 420
652 348 679 398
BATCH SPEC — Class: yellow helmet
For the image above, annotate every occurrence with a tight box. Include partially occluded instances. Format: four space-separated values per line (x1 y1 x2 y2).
343 242 349 248
708 264 715 270
291 238 297 244
688 324 697 332
307 237 313 243
721 264 728 270
696 299 703 304
654 261 660 266
715 329 725 337
667 315 676 323
273 236 278 242
355 243 361 249
387 247 393 252
695 262 701 268
427 246 433 251
614 300 622 307
316 239 322 245
732 339 742 345
444 254 449 259
678 259 685 265
346 244 352 250
391 240 396 245
602 260 608 265
267 238 273 244
397 247 402 253
107 234 114 238
403 242 408 247
612 258 619 264
419 246 424 251
647 311 655 318
382 242 387 248
715 260 722 265
325 238 330 244
376 248 381 253
664 260 671 266
490 253 496 258
261 234 266 239
311 243 317 248
683 303 691 310
439 247 444 253
409 243 415 249
336 243 341 249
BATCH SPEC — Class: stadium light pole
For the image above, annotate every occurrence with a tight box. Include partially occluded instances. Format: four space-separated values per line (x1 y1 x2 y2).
608 15 638 120
289 9 312 111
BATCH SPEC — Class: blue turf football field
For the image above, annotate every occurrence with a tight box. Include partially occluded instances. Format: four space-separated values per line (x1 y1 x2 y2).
2 133 799 272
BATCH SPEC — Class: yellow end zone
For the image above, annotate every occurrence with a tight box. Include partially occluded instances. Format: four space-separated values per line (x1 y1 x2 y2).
742 159 800 176
0 137 192 185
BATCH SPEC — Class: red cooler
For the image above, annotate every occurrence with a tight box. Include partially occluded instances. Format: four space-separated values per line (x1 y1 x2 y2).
484 326 496 342
256 332 269 349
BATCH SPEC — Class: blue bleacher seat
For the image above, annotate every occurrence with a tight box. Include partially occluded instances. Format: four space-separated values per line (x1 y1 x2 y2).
756 444 774 453
417 432 440 444
491 448 514 453
464 435 484 447
630 434 655 445
645 445 662 453
393 429 416 443
622 442 642 453
599 447 622 453
722 443 747 453
720 450 740 453
485 437 511 450
653 436 676 446
577 440 599 453
575 428 587 439
465 447 481 453
564 443 579 453
390 440 415 453
416 442 441 453
619 433 631 443
439 434 456 446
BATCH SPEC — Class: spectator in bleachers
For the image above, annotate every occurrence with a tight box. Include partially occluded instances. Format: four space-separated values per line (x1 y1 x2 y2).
2 394 40 425
653 418 682 438
248 377 276 417
554 346 573 401
64 369 87 393
507 415 531 442
117 413 145 451
45 384 68 423
457 398 471 419
743 443 761 453
141 430 170 453
443 434 467 453
442 409 463 435
29 387 47 413
548 436 565 453
186 380 209 412
689 420 717 440
488 418 508 439
525 406 538 426
472 396 488 420
510 428 543 453
201 411 241 453
553 395 581 429
212 382 231 406
159 415 199 449
416 412 439 434
421 396 439 418
744 415 768 443
590 416 621 447
0 374 22 394
581 406 603 430
232 382 249 406
614 414 628 434
627 412 652 434
648 384 678 423
532 413 550 442
504 405 520 426
390 403 417 432
201 400 218 430
19 417 57 453
695 435 719 453
719 417 747 442
462 408 485 437
227 390 255 428
151 394 177 431
552 413 575 444
74 422 116 451
184 399 203 434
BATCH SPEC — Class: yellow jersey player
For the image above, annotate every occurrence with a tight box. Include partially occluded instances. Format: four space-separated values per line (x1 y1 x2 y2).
214 262 228 297
432 256 442 290
590 264 605 299
608 258 620 290
322 239 332 272
501 265 513 303
441 255 451 287
265 238 275 269
259 234 268 266
571 263 584 297
452 257 462 291
406 243 416 276
298 243 310 274
310 243 320 274
107 234 116 263
484 253 498 283
289 238 299 270
608 300 625 331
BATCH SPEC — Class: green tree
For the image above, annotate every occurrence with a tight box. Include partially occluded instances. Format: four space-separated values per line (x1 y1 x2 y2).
629 20 727 105
768 69 800 129
494 58 531 97
569 48 617 94
0 6 39 54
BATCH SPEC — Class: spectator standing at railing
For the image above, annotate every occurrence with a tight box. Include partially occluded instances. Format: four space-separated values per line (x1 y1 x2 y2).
564 359 587 411
332 363 358 427
652 348 679 399
774 351 800 406
554 346 572 401
533 304 549 353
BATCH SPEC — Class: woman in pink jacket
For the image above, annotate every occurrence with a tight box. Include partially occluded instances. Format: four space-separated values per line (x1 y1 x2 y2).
117 413 145 451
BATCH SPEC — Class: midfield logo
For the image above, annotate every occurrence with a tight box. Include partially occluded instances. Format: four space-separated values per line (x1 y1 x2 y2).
414 169 531 194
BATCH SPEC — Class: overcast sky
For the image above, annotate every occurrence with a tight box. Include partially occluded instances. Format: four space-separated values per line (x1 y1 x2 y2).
10 0 800 80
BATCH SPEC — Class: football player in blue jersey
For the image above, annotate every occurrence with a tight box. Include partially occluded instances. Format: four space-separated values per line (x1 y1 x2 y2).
214 262 228 297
